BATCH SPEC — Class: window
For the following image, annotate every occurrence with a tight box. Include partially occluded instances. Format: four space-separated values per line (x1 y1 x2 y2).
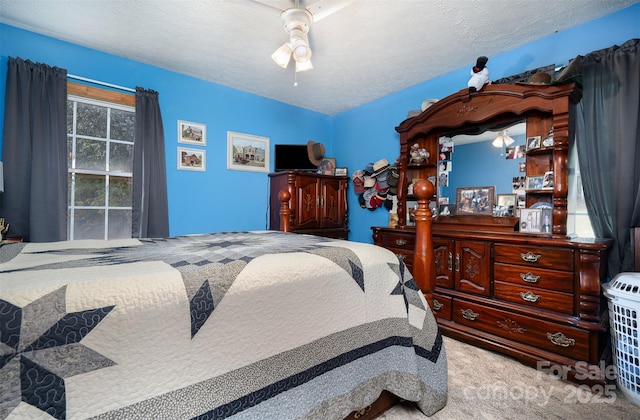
567 145 595 238
67 83 135 240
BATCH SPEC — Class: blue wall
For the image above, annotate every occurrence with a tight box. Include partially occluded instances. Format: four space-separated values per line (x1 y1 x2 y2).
1 4 639 242
0 24 331 236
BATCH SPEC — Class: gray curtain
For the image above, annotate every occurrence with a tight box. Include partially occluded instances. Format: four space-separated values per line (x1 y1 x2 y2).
132 87 169 238
0 57 68 242
576 39 640 276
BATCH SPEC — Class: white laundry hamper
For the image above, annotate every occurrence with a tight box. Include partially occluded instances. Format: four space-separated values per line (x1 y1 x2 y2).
603 272 640 406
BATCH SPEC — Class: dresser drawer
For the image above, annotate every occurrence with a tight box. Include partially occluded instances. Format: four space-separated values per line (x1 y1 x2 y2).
494 244 574 271
377 233 415 250
494 262 573 293
431 293 452 320
494 281 573 314
452 299 589 360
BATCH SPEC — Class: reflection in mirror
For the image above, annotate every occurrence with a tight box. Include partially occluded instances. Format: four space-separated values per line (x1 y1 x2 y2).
438 121 526 207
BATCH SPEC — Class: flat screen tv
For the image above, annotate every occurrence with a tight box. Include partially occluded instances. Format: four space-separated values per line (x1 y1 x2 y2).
274 144 318 172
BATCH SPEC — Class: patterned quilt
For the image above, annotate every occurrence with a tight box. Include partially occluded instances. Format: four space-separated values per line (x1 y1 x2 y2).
0 231 447 419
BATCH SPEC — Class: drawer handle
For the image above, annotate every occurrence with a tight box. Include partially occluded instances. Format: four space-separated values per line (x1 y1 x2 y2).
447 252 452 271
395 239 407 246
547 332 576 347
520 291 541 303
520 251 542 263
396 253 406 261
520 272 540 283
433 299 443 311
460 308 479 321
455 253 460 272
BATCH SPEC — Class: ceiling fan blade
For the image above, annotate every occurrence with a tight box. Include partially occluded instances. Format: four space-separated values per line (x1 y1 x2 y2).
305 0 357 22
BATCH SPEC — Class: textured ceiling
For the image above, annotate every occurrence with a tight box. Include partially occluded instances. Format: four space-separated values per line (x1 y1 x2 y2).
1 0 637 115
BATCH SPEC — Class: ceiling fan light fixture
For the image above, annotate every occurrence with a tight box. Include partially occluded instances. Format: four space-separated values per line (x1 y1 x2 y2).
295 59 313 72
492 130 515 147
271 43 293 68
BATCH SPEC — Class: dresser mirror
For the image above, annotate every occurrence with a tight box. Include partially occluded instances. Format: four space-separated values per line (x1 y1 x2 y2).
439 120 527 205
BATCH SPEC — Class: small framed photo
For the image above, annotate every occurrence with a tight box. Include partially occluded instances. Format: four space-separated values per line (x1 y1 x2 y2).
406 200 418 226
526 175 545 190
335 167 348 176
178 120 206 146
177 147 205 171
227 131 269 173
526 136 541 151
497 193 517 208
320 158 336 176
542 171 554 189
456 186 495 215
519 208 542 233
541 208 552 233
439 204 456 216
519 161 526 172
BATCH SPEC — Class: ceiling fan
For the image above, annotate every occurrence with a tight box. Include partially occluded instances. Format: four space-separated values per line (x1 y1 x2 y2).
256 0 358 72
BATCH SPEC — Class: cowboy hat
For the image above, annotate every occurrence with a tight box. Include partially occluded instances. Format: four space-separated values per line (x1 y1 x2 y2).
307 140 325 166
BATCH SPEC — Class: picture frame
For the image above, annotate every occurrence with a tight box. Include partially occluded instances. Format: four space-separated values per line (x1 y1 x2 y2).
439 203 456 216
497 193 517 208
540 208 553 233
335 167 348 176
320 158 336 176
519 208 542 233
455 186 495 215
526 175 545 190
227 131 270 173
178 120 206 146
177 147 205 171
542 170 554 189
526 136 541 151
406 200 418 226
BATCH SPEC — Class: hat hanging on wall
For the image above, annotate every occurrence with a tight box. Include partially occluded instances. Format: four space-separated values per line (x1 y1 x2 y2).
516 72 553 86
307 140 325 166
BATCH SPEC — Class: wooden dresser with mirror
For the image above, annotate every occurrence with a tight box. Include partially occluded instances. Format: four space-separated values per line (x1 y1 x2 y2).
372 83 613 385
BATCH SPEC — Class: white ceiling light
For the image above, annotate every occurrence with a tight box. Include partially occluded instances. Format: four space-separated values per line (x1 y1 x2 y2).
271 8 313 72
492 130 515 148
268 0 358 74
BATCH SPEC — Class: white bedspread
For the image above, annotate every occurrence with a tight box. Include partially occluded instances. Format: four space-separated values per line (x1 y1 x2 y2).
0 231 447 419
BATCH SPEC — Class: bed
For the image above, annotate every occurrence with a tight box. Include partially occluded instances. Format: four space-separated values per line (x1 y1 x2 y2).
0 182 445 420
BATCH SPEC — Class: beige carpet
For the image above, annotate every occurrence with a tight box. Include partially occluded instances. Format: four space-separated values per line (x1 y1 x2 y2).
378 336 639 420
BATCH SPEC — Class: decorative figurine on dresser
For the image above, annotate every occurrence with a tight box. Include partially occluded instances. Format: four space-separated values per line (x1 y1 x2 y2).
372 82 613 386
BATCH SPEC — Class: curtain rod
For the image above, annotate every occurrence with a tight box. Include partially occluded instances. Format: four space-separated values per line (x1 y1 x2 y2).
67 74 136 93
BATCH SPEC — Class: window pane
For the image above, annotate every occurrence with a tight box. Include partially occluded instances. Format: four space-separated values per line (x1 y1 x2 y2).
76 138 106 171
67 137 73 168
108 209 132 239
110 142 134 172
67 101 74 133
72 209 105 240
575 174 588 213
75 174 105 206
76 102 107 138
111 109 135 141
109 176 132 206
575 215 595 238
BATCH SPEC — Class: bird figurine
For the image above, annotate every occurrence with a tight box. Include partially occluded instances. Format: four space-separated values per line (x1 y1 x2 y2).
467 56 490 92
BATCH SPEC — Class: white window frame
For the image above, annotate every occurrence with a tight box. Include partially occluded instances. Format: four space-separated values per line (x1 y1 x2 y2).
67 94 135 240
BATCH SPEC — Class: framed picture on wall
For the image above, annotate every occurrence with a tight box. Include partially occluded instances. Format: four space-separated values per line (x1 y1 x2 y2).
227 131 270 173
177 147 205 171
178 120 206 146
